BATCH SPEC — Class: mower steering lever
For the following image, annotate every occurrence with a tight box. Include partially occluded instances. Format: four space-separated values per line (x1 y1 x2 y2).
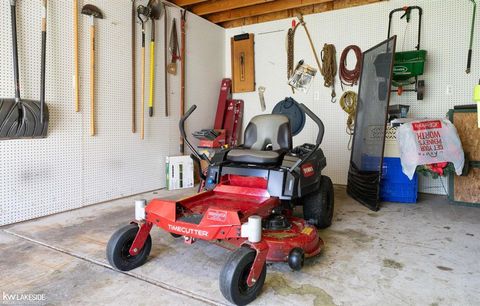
179 105 211 164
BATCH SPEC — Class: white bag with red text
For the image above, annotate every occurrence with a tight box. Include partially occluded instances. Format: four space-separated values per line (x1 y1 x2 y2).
396 119 464 180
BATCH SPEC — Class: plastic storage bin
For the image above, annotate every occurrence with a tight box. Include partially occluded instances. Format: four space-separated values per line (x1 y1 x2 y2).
380 157 418 203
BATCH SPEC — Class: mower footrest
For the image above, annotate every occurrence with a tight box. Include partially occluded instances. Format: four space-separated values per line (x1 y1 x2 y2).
178 214 204 225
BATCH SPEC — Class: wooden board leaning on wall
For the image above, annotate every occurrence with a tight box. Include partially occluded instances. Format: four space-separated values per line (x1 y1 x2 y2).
448 109 480 206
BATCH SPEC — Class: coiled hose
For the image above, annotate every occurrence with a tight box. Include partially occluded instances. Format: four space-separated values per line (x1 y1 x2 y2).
339 45 362 90
339 91 357 149
321 44 337 102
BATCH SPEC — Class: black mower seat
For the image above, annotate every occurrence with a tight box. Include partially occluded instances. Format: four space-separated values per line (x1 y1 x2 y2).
226 114 292 165
227 149 281 165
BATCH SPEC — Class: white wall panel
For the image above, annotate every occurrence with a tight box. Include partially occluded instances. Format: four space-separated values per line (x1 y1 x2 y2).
225 0 479 195
0 0 225 225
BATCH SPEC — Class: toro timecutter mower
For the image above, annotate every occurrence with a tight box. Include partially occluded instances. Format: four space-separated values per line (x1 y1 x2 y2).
106 103 334 305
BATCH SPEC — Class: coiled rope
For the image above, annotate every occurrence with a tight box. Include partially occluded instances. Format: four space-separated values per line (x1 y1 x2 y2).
339 91 358 149
321 44 337 102
339 45 362 90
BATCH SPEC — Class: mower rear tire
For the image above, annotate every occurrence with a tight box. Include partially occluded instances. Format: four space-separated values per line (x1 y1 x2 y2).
106 224 152 271
303 175 334 229
220 246 266 305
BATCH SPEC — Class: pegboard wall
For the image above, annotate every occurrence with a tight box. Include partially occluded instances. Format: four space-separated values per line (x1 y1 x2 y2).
0 0 225 225
225 0 480 196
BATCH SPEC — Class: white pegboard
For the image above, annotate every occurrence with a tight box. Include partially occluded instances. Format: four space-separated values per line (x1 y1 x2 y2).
0 0 225 225
225 0 480 195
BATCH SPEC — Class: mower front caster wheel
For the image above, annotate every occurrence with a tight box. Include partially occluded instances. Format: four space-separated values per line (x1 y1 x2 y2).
288 248 305 271
220 246 267 305
106 224 152 271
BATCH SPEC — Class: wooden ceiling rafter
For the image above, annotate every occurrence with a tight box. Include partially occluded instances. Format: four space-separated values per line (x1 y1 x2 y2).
170 0 209 7
219 2 333 28
191 0 275 16
173 0 386 28
206 0 333 24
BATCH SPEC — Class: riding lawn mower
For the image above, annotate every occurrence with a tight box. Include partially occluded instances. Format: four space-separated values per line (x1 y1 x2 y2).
106 103 334 305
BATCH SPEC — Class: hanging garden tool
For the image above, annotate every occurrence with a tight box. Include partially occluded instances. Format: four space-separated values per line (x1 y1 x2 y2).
466 0 477 74
147 0 162 117
39 0 47 124
387 6 426 100
131 0 136 133
82 4 103 136
163 3 169 117
137 5 149 139
74 0 79 112
168 18 180 75
180 9 187 154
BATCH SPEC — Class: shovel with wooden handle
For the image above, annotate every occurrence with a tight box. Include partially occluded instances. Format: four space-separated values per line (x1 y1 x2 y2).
82 4 103 136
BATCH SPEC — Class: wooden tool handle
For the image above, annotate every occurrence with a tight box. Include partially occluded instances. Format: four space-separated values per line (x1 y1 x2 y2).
149 41 155 116
131 0 136 133
141 46 145 140
74 0 79 112
90 25 95 136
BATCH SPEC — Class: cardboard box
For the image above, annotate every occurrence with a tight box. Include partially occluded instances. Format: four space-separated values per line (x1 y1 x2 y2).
166 156 194 190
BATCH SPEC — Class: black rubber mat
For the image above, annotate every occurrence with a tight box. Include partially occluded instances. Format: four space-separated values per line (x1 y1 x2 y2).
178 214 204 225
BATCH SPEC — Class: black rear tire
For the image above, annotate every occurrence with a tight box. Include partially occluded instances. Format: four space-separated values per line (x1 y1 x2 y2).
106 224 152 271
303 175 334 229
220 246 267 305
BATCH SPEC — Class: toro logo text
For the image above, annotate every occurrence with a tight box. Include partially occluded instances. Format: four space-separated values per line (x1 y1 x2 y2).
301 163 315 178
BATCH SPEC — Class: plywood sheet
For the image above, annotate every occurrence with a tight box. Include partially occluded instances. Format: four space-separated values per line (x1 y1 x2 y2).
454 168 480 204
453 112 480 161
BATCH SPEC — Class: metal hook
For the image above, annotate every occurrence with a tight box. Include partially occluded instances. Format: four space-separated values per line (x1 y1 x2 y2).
331 92 337 103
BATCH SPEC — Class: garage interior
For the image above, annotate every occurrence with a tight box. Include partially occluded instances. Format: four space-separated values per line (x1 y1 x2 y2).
1 0 479 305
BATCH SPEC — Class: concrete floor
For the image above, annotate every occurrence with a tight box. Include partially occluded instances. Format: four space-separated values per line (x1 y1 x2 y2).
1 186 479 306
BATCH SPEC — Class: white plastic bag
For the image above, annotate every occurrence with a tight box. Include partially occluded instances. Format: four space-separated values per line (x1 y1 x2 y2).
396 119 464 180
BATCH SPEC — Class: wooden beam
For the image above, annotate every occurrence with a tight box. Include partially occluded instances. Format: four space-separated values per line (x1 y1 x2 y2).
207 0 333 24
191 0 275 16
220 3 333 28
218 0 384 28
333 0 383 10
170 0 208 6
